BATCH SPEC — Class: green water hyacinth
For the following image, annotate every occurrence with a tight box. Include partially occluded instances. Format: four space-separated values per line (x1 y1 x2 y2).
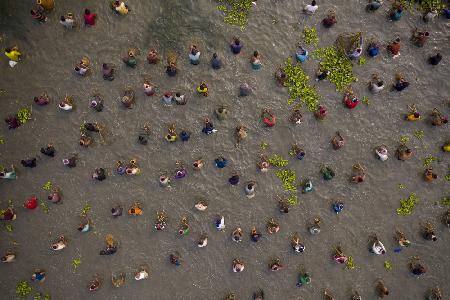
39 201 49 214
400 0 446 11
17 107 32 124
303 26 318 45
80 203 91 217
275 169 297 193
397 193 419 215
287 194 298 205
423 155 438 167
357 56 366 65
414 130 425 140
282 58 320 111
42 181 52 191
217 0 253 30
441 197 449 205
16 280 32 297
312 47 357 92
384 260 392 271
346 256 355 270
72 259 81 269
268 154 289 167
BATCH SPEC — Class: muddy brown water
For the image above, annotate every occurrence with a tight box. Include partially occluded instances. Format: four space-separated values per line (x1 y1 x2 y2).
0 0 449 299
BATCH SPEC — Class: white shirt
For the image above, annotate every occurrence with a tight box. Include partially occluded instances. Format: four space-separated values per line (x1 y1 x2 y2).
304 4 318 14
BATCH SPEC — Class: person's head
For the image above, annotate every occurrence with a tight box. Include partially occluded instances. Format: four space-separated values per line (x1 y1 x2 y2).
435 53 442 59
60 16 66 21
253 50 259 56
176 92 181 97
102 63 108 69
234 37 240 45
5 48 11 53
85 9 91 15
213 53 217 58
311 0 317 6
395 37 400 43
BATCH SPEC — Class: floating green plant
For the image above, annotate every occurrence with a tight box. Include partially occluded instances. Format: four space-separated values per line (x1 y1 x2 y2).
275 169 297 193
303 26 319 45
398 184 406 189
361 96 370 105
286 194 298 205
346 256 355 270
16 280 32 298
414 130 425 140
17 107 32 125
5 224 13 232
312 47 357 92
39 201 49 214
80 203 91 217
42 181 52 191
399 135 410 144
445 174 450 182
384 260 392 271
423 155 438 167
72 259 81 269
282 58 320 111
0 136 4 144
217 0 253 30
399 0 446 11
441 197 449 205
260 141 268 150
397 193 419 215
357 56 366 65
34 292 51 300
268 154 289 167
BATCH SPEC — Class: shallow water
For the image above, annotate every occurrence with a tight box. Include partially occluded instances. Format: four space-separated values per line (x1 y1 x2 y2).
0 0 449 299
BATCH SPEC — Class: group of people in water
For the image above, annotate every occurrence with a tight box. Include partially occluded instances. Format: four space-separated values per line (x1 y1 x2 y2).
1 0 449 299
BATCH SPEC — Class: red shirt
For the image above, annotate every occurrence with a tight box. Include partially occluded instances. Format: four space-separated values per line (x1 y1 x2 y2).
84 13 96 25
24 196 38 209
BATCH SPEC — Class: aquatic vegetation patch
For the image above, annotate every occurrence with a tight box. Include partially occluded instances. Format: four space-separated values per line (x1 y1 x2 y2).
400 0 446 12
282 58 320 112
397 193 419 215
399 135 410 144
17 107 32 124
72 259 81 269
42 181 52 191
268 154 289 167
414 130 425 140
361 96 370 105
384 260 392 271
16 280 32 298
286 194 298 205
217 0 253 30
5 224 13 232
423 155 438 167
80 203 91 217
398 184 406 189
303 26 318 45
346 256 355 270
312 47 357 92
39 201 49 214
260 141 268 150
275 169 297 193
441 197 450 205
0 136 4 144
34 292 51 300
446 174 450 182
357 56 366 65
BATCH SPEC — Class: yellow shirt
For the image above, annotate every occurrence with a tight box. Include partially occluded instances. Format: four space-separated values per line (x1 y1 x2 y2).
5 50 21 61
115 3 129 15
